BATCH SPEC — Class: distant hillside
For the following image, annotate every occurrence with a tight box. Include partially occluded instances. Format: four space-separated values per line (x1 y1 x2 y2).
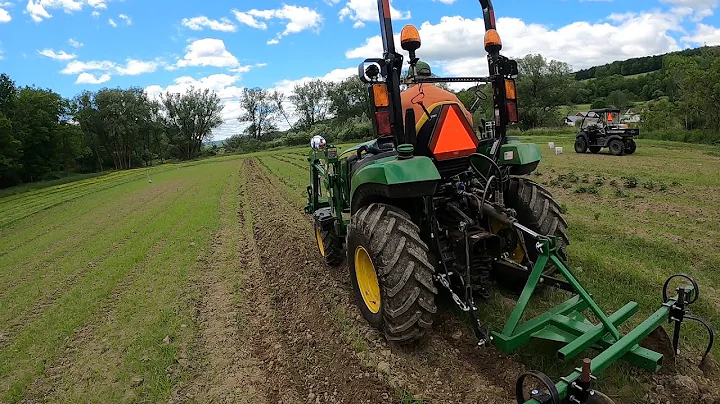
574 45 720 80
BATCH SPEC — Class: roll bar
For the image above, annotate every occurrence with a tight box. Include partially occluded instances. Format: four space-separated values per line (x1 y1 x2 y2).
365 0 517 157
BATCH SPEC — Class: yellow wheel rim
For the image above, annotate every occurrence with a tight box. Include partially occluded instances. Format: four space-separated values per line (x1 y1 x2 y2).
316 228 325 257
354 246 381 314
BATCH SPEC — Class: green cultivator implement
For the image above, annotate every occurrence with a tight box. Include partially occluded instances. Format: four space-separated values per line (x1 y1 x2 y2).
304 1 715 402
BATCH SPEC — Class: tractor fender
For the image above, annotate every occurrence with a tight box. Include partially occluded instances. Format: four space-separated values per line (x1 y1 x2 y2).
350 155 440 214
577 131 589 143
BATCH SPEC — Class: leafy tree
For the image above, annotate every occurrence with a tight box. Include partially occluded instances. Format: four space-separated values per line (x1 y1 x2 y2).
607 90 632 109
515 54 573 128
328 76 370 122
238 87 279 139
12 87 65 181
0 73 16 117
290 79 332 129
0 113 21 187
162 87 224 159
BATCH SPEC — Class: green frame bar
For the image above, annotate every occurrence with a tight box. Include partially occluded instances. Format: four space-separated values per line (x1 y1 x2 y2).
508 236 687 404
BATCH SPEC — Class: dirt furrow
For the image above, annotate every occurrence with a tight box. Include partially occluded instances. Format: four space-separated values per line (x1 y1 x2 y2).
251 157 522 403
173 169 269 404
242 158 397 403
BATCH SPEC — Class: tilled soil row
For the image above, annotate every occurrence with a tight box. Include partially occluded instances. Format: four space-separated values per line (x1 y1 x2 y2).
246 158 524 403
173 168 270 404
241 159 397 403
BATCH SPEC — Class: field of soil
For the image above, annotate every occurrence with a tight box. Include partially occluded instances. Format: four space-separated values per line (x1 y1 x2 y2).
1 136 719 403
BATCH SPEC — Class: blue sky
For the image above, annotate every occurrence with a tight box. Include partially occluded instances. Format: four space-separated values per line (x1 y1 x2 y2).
1 0 719 138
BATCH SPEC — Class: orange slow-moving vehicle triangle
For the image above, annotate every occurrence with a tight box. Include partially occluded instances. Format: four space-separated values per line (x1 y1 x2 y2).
429 104 479 160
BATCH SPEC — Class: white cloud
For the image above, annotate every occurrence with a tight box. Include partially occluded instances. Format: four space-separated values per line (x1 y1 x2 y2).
346 11 683 80
231 10 267 29
118 13 130 25
91 10 99 17
432 0 456 3
682 23 720 45
75 72 111 84
61 59 115 74
339 0 410 27
116 59 158 75
108 17 116 27
232 5 322 43
0 6 10 23
68 38 83 48
181 16 237 32
176 38 241 68
37 48 77 60
61 58 161 78
661 0 718 20
26 0 111 22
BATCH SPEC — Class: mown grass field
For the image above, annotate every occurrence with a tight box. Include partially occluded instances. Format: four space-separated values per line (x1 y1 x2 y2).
1 134 718 403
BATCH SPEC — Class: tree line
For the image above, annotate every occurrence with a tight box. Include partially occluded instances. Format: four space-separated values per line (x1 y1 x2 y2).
0 72 224 188
3 46 720 188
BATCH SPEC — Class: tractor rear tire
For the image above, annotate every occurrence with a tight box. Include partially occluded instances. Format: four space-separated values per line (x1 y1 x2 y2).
347 203 438 344
574 137 588 153
505 177 570 273
315 222 344 267
625 139 637 155
609 139 625 156
589 146 601 154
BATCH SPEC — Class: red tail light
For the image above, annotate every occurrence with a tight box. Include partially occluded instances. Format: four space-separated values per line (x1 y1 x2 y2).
506 101 518 123
375 110 391 136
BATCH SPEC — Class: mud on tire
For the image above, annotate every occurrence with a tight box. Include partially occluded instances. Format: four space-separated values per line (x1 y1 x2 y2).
347 203 438 344
505 177 570 273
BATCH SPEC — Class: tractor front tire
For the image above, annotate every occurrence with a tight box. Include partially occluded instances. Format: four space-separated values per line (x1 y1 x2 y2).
315 222 344 267
506 177 570 272
609 139 625 156
347 203 438 344
574 137 588 153
625 139 637 155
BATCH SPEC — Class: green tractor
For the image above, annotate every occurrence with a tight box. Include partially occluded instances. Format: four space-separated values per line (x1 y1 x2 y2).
305 1 714 403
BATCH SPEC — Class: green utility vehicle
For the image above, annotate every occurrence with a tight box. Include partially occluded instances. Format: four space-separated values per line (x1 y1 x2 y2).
304 1 714 403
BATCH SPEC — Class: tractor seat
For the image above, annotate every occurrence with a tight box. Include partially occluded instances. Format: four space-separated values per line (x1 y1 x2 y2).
414 102 480 178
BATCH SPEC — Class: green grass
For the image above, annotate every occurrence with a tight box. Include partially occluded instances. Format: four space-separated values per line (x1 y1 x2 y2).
2 134 719 403
0 156 242 403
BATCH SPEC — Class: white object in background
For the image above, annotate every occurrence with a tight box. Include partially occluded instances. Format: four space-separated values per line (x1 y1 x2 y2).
548 142 555 149
555 147 564 155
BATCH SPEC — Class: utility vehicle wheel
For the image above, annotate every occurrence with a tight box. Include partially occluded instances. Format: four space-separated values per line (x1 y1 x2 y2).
589 146 601 154
574 137 588 153
347 203 437 344
625 139 637 155
505 177 570 274
314 222 343 267
609 139 625 156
